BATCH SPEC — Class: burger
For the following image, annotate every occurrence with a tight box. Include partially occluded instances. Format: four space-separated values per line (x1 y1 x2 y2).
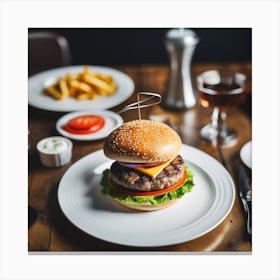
101 119 194 211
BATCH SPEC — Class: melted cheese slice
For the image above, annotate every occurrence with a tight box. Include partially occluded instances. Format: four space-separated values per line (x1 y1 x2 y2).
135 159 173 178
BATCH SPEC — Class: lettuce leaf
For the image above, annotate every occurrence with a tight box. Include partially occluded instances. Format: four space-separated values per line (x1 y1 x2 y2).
100 166 195 206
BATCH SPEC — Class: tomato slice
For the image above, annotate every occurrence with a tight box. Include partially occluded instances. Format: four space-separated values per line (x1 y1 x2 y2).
110 169 187 197
62 115 105 135
68 115 104 130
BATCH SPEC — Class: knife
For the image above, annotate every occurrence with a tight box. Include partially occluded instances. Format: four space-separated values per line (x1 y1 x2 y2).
237 165 252 235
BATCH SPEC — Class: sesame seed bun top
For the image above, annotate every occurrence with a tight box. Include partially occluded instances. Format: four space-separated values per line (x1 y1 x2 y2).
103 119 182 163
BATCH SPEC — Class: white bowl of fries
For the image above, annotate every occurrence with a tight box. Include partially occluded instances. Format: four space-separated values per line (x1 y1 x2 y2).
28 65 134 112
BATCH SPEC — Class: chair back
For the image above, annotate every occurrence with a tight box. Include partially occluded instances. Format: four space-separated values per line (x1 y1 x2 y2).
28 31 71 76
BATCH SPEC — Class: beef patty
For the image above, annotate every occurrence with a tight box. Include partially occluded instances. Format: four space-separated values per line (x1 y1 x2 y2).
109 155 184 192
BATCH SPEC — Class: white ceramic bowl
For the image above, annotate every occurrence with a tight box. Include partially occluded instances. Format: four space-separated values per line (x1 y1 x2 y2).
36 136 73 167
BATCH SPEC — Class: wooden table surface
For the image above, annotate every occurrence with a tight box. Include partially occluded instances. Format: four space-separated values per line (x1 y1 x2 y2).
28 62 252 252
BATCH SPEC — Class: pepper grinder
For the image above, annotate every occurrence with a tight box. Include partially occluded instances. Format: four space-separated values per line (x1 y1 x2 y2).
163 28 199 109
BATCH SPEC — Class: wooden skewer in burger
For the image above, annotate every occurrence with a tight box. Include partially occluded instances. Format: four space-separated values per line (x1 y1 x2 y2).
101 92 194 211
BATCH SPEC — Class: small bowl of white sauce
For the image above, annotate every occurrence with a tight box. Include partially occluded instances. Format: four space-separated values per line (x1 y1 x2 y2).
36 136 73 167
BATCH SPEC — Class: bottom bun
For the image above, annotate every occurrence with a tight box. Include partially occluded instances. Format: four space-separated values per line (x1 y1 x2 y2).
112 198 180 212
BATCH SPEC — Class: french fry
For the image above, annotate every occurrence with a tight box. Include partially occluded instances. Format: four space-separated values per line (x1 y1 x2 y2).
58 79 69 98
65 73 75 82
43 65 117 101
82 73 116 95
84 65 90 73
95 73 114 83
44 85 63 100
86 89 99 99
69 80 93 93
68 85 77 97
76 93 91 100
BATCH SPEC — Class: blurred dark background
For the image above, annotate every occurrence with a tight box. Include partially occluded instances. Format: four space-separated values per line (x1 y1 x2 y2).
28 28 251 65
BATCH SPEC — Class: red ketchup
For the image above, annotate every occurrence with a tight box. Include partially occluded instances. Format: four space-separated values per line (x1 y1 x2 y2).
62 115 105 135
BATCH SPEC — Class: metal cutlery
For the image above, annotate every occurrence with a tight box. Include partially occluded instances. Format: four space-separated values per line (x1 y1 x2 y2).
237 164 252 235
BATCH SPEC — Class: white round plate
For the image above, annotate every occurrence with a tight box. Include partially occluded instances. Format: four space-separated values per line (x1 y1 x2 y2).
56 110 123 141
240 141 252 169
58 145 235 247
28 65 135 112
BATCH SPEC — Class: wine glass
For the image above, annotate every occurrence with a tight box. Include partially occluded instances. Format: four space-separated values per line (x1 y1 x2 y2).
196 70 247 145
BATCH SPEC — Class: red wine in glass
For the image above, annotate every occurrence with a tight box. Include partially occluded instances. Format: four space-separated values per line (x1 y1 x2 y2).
197 70 246 145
